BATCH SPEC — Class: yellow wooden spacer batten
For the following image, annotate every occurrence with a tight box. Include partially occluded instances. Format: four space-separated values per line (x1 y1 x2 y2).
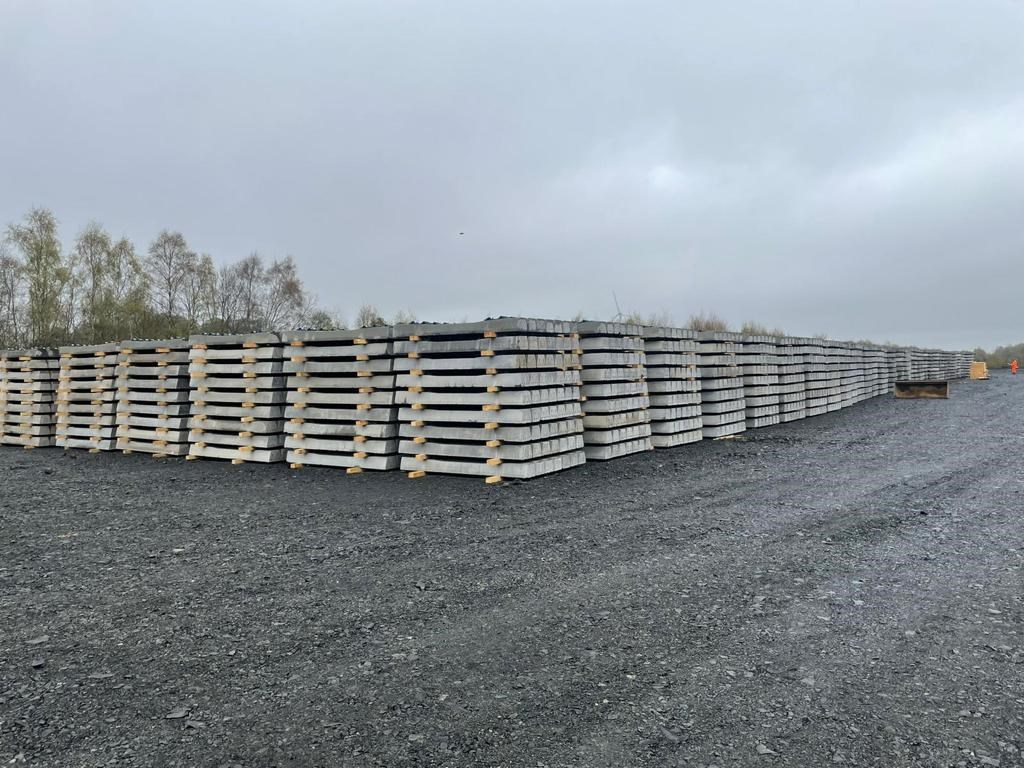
346 467 362 475
485 475 502 484
408 470 426 478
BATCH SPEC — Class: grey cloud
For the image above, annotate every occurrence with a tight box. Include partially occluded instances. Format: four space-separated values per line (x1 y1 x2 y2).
2 0 1023 348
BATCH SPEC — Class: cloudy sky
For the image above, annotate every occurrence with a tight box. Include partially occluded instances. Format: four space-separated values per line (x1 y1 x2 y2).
2 0 1022 349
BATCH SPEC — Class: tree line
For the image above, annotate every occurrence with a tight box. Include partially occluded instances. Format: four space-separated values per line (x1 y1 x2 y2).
973 344 1023 369
0 207 400 349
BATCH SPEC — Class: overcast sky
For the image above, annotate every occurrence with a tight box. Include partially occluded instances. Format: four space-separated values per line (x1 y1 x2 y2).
2 1 1022 349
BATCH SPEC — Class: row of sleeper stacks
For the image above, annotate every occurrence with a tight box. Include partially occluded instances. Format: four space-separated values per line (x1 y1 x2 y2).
776 337 807 422
738 335 780 429
641 326 703 447
0 348 59 448
394 319 586 482
115 339 191 456
56 343 119 451
576 321 653 459
698 331 746 438
281 327 399 473
187 333 286 464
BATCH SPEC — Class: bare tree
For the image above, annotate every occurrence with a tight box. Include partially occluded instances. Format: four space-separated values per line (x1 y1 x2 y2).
146 230 192 319
181 252 216 332
6 208 72 346
687 311 730 332
0 244 24 347
262 256 305 329
391 309 417 324
72 222 113 342
355 304 386 327
235 252 265 328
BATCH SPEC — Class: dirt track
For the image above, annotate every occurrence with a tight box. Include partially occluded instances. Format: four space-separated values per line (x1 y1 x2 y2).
2 372 1023 767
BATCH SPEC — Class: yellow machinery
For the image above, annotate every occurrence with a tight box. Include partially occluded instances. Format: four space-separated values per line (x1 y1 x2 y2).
969 361 989 380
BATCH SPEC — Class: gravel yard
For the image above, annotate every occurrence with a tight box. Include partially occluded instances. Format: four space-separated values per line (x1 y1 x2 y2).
2 372 1022 767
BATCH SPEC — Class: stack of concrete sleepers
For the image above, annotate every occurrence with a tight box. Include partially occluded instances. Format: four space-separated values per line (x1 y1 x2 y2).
698 331 746 438
641 326 702 447
56 343 119 451
822 341 844 412
738 335 780 428
801 340 830 417
0 348 59 448
115 339 191 456
394 318 586 482
281 327 399 473
839 344 862 408
575 321 652 460
776 337 807 422
866 345 888 398
187 333 286 464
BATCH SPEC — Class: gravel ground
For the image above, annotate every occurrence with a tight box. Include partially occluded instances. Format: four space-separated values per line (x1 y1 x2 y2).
2 372 1023 768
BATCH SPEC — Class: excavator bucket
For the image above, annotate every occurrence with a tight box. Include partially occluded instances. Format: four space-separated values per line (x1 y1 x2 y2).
894 380 949 399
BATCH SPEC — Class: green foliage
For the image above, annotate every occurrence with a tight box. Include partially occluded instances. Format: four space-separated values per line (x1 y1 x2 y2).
974 344 1024 369
0 207 338 348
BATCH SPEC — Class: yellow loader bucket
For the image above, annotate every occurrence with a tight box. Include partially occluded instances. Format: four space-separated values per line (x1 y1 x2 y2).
894 380 949 399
